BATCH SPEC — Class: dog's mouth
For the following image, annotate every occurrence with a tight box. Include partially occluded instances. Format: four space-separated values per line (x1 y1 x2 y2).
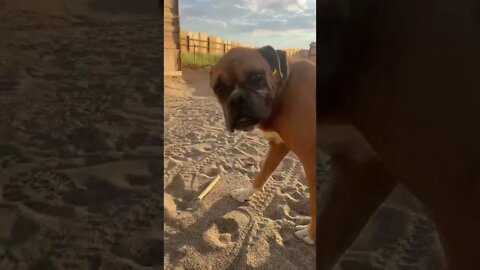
233 117 257 131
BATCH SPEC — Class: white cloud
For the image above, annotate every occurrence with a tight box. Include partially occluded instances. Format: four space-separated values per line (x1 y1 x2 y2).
250 28 315 39
179 0 316 49
183 16 228 28
235 0 309 15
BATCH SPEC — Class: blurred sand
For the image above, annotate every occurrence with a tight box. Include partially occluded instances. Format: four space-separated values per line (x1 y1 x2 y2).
0 1 163 269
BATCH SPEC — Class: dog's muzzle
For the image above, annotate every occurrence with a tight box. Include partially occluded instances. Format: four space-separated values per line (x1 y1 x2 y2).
223 89 259 133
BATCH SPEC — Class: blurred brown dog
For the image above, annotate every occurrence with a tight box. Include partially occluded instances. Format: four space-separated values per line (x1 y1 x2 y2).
209 46 317 244
317 0 480 269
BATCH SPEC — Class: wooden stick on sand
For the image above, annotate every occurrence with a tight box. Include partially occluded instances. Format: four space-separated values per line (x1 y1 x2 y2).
196 175 221 200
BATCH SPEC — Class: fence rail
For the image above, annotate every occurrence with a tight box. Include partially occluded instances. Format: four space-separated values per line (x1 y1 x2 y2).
179 31 302 57
180 31 254 56
180 37 239 55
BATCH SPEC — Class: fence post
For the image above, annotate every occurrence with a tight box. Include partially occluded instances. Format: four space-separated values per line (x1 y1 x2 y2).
207 37 211 54
223 43 226 54
186 35 190 52
193 43 196 62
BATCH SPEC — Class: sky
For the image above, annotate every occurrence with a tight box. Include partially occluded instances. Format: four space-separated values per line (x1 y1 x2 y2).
179 0 316 50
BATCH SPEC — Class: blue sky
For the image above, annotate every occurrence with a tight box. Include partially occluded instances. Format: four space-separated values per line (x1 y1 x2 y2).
179 0 316 50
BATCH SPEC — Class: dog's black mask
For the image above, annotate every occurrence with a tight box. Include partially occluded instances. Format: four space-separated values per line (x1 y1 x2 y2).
211 46 289 133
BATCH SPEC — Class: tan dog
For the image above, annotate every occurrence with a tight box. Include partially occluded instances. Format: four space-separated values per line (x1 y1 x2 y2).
317 0 480 269
209 46 317 244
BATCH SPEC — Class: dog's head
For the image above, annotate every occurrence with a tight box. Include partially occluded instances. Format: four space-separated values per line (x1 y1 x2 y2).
209 46 289 133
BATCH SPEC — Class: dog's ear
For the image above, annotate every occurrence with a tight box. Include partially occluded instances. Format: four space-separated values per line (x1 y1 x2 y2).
275 49 289 82
257 45 289 83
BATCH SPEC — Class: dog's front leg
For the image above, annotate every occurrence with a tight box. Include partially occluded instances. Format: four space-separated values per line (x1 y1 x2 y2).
316 154 396 270
231 141 289 202
294 153 317 245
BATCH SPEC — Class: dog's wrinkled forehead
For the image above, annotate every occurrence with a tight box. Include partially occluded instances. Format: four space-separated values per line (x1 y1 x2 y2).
210 47 272 89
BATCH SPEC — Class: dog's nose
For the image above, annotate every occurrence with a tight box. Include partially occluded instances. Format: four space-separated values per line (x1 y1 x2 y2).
230 96 244 110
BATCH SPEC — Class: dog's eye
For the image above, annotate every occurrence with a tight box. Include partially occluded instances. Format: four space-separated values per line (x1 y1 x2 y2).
214 85 229 97
215 86 225 94
248 73 263 84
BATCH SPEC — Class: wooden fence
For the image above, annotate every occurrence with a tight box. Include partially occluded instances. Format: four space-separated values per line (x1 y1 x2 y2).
180 31 301 56
180 31 254 55
284 48 302 57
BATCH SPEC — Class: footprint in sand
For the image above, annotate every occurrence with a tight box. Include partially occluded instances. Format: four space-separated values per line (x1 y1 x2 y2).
203 210 250 248
165 157 181 171
287 196 310 217
183 148 205 160
271 172 285 182
126 174 153 187
164 193 178 219
238 143 259 156
110 236 163 267
2 171 80 221
200 166 221 178
165 174 186 197
264 195 292 221
185 132 198 141
67 126 111 153
0 204 40 247
61 177 135 213
24 200 76 219
165 174 196 210
2 184 31 202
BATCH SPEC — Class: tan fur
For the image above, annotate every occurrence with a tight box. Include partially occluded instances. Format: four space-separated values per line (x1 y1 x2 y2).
211 49 317 242
258 129 284 144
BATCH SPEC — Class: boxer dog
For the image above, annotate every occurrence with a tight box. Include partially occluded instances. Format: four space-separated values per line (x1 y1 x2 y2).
316 0 480 269
209 46 316 244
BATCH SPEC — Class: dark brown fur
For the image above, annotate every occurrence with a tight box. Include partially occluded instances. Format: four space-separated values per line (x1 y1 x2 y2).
317 1 480 269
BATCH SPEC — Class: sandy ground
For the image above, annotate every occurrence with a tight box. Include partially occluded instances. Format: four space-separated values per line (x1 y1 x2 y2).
0 2 163 269
164 72 316 270
164 68 447 270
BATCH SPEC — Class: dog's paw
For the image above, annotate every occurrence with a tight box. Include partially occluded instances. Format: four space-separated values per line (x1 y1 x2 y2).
295 224 315 245
230 185 257 202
